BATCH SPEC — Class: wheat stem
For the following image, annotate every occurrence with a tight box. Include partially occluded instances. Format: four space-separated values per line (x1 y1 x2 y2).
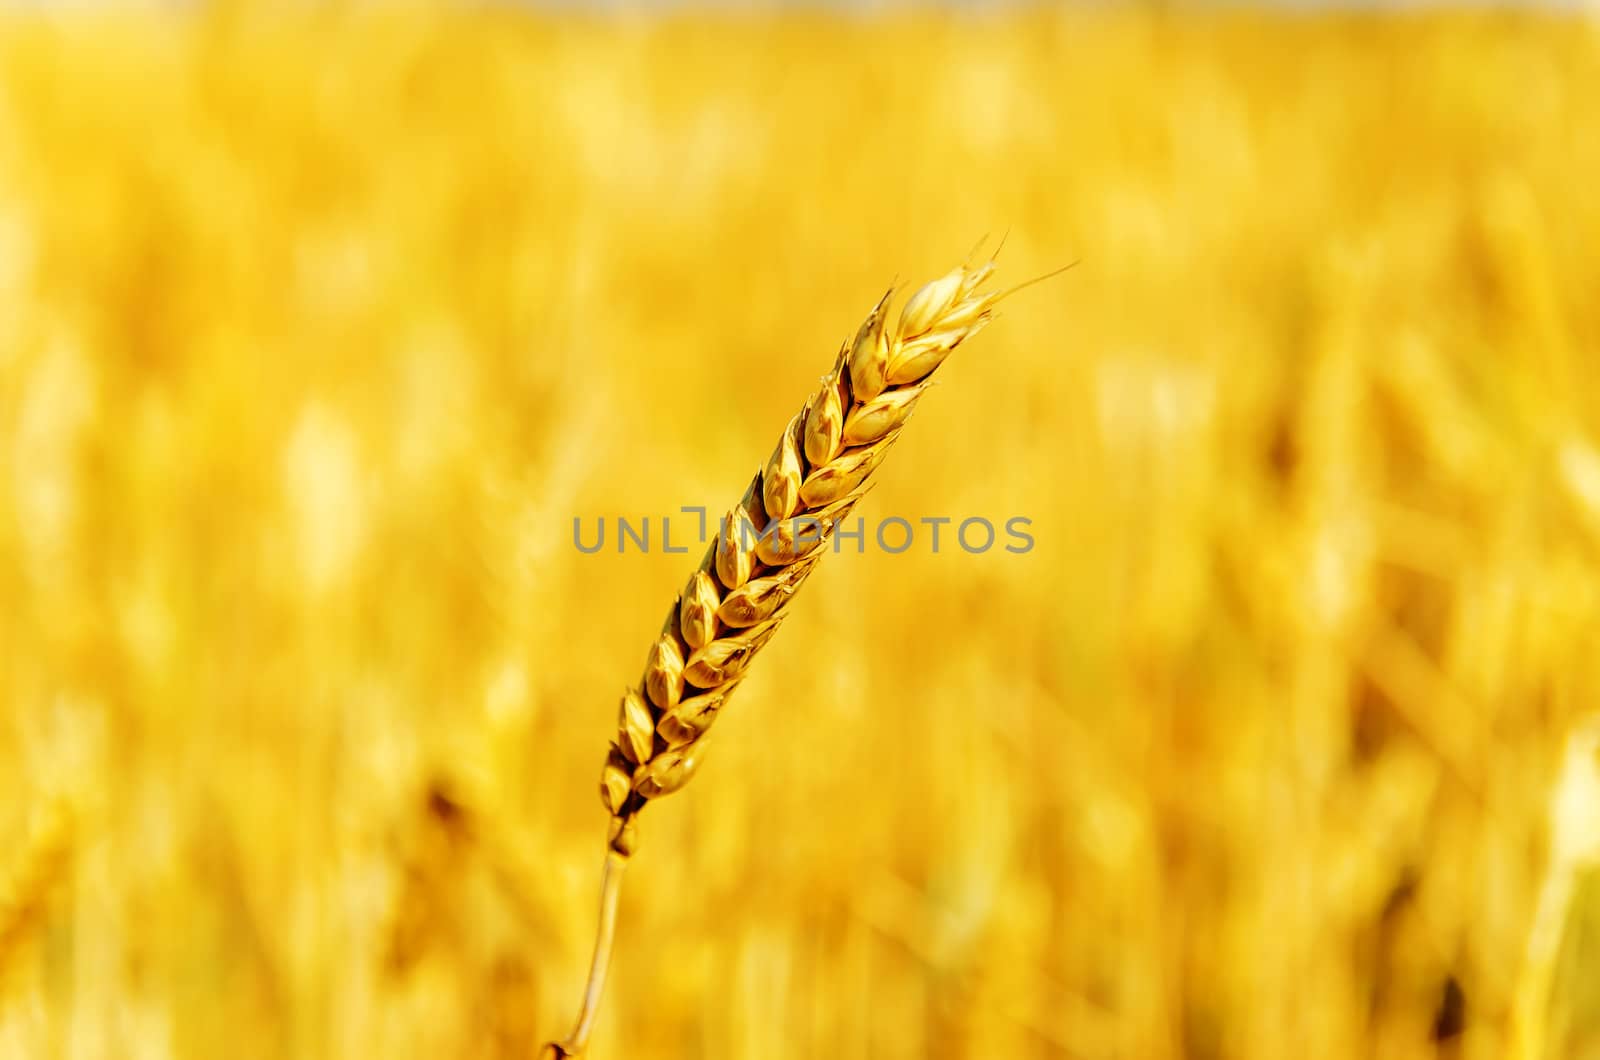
549 849 628 1058
1509 717 1600 1060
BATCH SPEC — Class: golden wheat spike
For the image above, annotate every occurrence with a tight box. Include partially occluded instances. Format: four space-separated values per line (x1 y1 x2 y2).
543 251 1025 1058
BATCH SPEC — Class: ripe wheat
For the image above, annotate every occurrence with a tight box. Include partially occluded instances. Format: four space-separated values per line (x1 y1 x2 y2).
545 247 1045 1057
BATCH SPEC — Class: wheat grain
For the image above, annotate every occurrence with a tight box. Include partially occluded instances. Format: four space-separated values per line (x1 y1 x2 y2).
545 247 1036 1057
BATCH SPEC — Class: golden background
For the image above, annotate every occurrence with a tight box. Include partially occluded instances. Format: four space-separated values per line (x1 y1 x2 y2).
2 5 1599 1058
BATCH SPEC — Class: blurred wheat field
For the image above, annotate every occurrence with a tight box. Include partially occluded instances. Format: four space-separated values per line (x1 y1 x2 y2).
2 4 1599 1058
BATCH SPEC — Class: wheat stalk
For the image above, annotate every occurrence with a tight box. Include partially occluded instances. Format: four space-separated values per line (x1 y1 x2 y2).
0 796 75 987
1509 716 1600 1060
544 246 1052 1057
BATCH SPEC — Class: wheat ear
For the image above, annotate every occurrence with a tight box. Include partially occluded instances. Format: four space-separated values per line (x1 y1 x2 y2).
545 248 1033 1057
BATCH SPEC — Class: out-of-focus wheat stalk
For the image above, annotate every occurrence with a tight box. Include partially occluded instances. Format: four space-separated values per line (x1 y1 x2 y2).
543 249 1039 1057
0 797 74 987
1510 717 1600 1060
